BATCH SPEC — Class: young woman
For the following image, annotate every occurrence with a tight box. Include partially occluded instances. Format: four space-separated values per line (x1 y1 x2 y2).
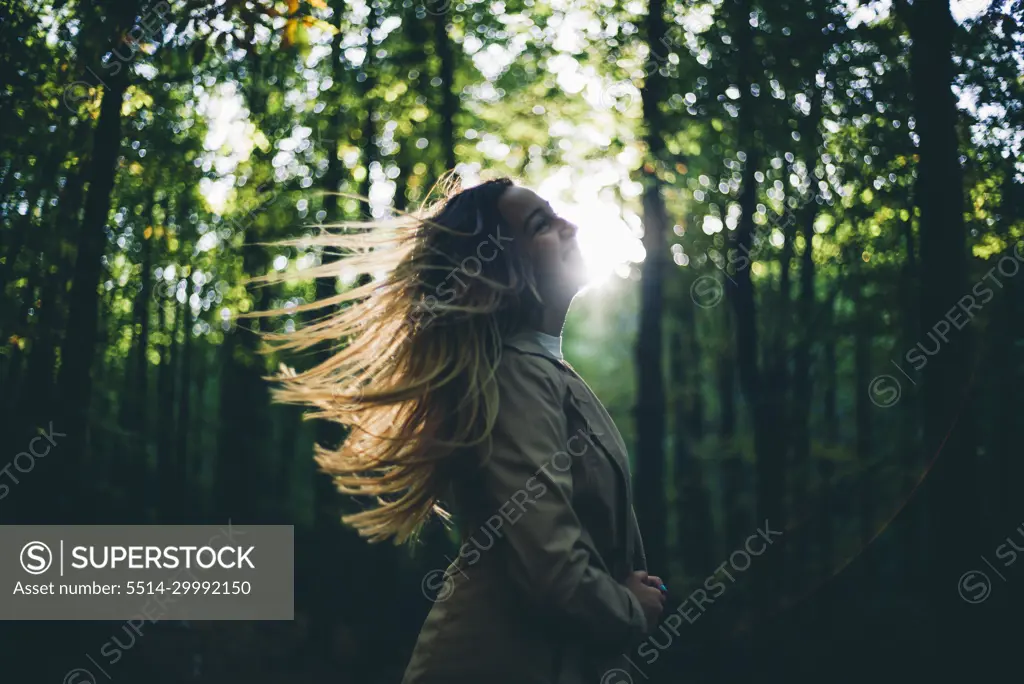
259 175 666 683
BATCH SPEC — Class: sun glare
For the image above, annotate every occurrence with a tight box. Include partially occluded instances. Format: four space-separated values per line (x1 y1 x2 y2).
536 172 646 288
556 196 645 286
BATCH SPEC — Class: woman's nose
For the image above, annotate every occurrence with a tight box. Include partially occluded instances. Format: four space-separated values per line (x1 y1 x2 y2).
561 218 579 239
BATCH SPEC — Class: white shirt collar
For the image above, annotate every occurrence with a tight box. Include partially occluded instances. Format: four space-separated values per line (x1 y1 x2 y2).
524 329 563 361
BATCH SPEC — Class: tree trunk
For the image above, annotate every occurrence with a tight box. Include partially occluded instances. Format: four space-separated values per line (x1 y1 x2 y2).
633 0 669 575
851 244 874 574
157 294 179 520
55 63 129 504
314 0 349 532
20 158 90 433
994 171 1020 527
818 314 837 578
727 0 785 618
671 327 714 576
898 198 918 490
791 203 818 583
717 303 746 547
175 296 192 521
434 7 457 174
122 196 156 431
897 194 923 591
358 5 379 203
0 165 53 334
682 284 704 440
899 0 975 647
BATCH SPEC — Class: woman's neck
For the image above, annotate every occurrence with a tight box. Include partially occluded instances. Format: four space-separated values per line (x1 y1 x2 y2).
534 302 569 337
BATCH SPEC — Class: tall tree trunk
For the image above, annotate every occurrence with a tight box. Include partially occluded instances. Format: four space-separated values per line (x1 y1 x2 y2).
315 0 348 532
898 0 975 647
19 157 90 434
191 341 208 488
897 194 923 591
728 0 785 618
818 314 837 581
0 161 53 334
791 204 817 584
717 305 746 546
994 170 1020 526
358 4 379 203
54 61 129 505
122 196 156 431
175 296 192 521
215 264 272 523
394 142 412 212
633 0 669 575
157 294 179 520
851 244 874 576
672 327 714 576
434 7 457 174
792 78 824 590
303 2 376 669
682 283 704 440
717 331 736 439
772 212 795 529
823 328 838 445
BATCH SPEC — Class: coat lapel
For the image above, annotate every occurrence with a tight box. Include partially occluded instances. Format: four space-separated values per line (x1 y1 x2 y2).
560 368 637 568
502 331 638 569
502 332 632 490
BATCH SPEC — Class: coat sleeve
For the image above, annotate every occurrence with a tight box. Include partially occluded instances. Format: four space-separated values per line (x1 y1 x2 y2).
481 352 649 649
630 506 648 573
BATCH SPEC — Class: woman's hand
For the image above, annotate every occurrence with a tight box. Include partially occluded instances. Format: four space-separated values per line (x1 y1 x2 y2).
624 570 666 630
641 573 667 594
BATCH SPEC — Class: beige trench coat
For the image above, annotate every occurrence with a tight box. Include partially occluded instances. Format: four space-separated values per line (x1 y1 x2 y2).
401 330 651 684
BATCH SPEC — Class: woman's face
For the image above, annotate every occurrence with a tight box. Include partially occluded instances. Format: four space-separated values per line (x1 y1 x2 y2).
497 186 587 305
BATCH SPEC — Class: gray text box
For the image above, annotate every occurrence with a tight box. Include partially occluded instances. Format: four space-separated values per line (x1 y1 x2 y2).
0 525 293 620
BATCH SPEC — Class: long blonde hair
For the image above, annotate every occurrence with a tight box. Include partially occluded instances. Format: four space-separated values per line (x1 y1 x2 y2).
248 175 540 545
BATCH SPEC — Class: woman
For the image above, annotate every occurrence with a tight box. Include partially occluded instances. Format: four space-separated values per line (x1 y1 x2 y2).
258 175 666 683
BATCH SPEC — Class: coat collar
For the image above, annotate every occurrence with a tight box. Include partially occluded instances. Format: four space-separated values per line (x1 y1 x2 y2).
503 329 583 376
503 329 559 361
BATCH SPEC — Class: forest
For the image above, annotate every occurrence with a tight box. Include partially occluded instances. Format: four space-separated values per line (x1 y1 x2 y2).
1 0 1022 682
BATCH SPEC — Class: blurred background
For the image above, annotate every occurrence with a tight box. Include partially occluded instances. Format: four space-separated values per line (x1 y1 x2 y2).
1 0 1022 681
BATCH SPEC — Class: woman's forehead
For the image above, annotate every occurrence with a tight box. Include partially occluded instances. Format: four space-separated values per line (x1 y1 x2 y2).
496 186 545 229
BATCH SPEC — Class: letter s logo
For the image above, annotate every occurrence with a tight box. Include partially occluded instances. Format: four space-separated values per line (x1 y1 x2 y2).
20 541 53 575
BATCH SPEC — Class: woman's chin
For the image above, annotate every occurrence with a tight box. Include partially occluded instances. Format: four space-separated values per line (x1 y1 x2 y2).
568 269 590 295
566 254 587 285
